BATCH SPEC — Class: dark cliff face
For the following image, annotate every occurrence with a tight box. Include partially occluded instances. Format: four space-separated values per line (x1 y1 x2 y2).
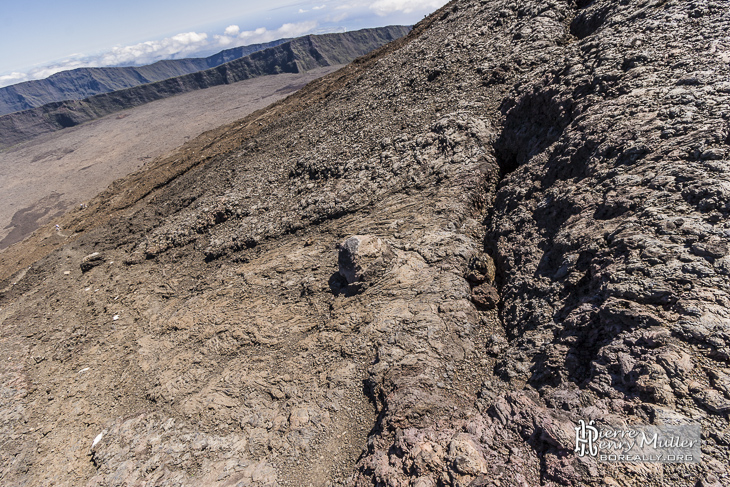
0 39 292 116
0 26 410 149
0 1 729 486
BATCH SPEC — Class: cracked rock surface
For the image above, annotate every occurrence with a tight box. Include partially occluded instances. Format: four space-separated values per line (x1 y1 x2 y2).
1 0 729 486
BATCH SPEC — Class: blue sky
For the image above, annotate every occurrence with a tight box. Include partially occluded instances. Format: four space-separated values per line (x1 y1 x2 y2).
0 0 449 87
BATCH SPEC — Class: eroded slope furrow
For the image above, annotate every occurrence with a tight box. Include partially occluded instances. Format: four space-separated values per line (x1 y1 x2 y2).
0 1 729 486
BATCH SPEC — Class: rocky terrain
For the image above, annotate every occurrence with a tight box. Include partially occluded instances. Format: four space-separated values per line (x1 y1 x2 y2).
0 38 291 116
0 66 341 249
0 26 409 148
0 0 729 486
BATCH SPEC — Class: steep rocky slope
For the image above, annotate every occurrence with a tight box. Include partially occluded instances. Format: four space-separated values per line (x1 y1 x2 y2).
0 26 409 148
0 39 291 116
1 1 729 486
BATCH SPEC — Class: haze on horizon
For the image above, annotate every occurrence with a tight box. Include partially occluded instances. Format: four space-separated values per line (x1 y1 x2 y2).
0 0 448 88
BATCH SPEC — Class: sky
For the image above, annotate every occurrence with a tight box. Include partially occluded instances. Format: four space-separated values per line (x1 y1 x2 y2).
0 0 450 88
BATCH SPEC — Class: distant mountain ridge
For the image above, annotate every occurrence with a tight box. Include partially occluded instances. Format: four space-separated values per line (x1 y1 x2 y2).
0 39 292 116
0 26 410 149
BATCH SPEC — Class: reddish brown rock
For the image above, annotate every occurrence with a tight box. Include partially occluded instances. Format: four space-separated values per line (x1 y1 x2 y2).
471 282 500 309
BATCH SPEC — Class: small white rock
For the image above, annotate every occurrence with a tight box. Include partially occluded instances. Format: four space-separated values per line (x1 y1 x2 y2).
112 315 119 321
92 432 104 448
79 367 90 374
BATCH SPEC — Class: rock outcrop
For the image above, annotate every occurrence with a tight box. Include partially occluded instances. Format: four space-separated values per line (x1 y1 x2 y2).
0 0 728 486
338 235 395 285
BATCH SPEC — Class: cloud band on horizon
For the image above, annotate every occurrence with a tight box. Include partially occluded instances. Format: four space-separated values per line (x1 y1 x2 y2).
0 21 319 88
0 0 449 88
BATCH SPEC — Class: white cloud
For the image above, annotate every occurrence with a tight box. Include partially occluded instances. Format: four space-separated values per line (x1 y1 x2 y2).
370 0 448 15
215 35 235 46
298 3 325 13
0 59 91 88
31 61 88 78
0 72 28 86
98 31 210 66
224 25 240 36
236 21 319 44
